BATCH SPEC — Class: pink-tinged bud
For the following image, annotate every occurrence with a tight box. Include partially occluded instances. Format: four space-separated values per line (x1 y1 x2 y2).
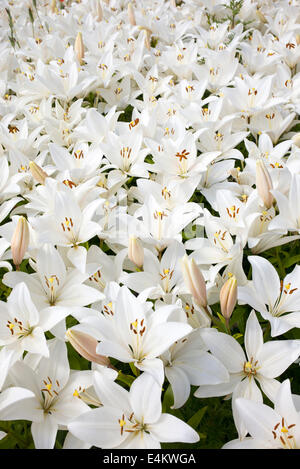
29 161 48 185
74 32 84 65
220 274 237 323
51 0 56 13
181 255 207 308
96 0 103 21
66 329 111 367
292 133 300 148
256 9 267 23
11 217 29 269
128 236 144 268
256 160 274 209
145 29 151 50
128 3 136 26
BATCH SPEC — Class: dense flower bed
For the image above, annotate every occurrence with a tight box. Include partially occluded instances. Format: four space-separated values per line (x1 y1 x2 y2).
0 0 299 450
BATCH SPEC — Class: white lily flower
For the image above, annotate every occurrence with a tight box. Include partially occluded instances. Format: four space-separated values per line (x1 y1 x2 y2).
68 371 199 449
3 339 96 449
195 311 300 438
161 329 229 409
3 244 104 311
238 255 300 336
0 282 70 389
73 285 192 384
223 380 300 449
31 190 102 271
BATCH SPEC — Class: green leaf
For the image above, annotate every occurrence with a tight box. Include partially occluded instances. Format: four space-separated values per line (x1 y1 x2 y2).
0 434 17 449
283 254 300 269
117 372 135 387
216 312 226 325
187 406 208 430
233 333 243 340
129 362 139 376
162 384 174 413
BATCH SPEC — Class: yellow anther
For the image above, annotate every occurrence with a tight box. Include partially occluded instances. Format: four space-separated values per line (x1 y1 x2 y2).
107 302 113 309
185 304 190 310
244 361 252 369
227 272 233 278
131 320 138 329
281 427 288 433
230 206 235 211
285 284 291 290
242 194 248 200
73 389 79 397
8 323 14 330
275 162 280 168
119 419 126 427
45 383 52 391
163 269 170 275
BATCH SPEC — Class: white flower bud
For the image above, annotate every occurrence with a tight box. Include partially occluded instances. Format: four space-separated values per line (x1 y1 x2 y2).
11 217 30 269
29 161 48 185
256 160 274 209
292 133 300 148
256 9 267 23
96 0 103 21
51 0 56 13
74 32 84 65
181 255 207 308
220 274 237 323
128 236 144 268
128 3 136 26
145 29 151 50
66 329 111 367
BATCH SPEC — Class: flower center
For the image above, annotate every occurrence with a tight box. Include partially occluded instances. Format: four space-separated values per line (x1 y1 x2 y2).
129 318 147 362
6 318 33 339
243 357 259 377
270 281 298 317
118 412 146 436
272 418 297 449
41 377 61 414
44 274 60 305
